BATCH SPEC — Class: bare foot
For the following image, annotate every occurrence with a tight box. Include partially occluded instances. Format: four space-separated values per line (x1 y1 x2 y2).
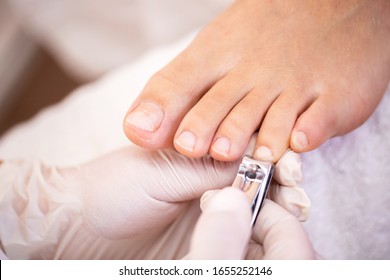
123 0 390 162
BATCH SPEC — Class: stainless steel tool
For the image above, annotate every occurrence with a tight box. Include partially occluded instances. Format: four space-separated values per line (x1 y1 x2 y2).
232 156 274 227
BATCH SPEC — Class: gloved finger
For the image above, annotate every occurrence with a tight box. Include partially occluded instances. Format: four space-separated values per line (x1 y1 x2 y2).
69 135 258 239
136 147 242 202
74 146 243 237
273 149 302 187
269 185 310 221
74 134 264 239
156 134 257 201
268 149 311 221
251 199 315 259
142 133 258 201
187 188 252 259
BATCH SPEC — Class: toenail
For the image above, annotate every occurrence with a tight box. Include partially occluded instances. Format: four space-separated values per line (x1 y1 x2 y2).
292 131 308 150
175 130 197 152
212 137 231 156
125 102 164 132
254 146 274 162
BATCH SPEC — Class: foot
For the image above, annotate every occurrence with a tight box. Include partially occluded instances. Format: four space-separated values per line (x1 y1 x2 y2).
123 0 390 162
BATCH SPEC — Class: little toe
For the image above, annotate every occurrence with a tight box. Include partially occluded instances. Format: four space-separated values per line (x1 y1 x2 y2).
290 94 348 152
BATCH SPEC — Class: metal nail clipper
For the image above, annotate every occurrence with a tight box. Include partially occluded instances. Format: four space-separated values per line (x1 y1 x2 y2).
232 156 274 227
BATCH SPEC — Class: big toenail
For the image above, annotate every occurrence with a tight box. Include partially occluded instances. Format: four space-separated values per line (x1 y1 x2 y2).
292 131 308 150
212 137 231 156
254 146 274 162
175 131 197 152
125 102 164 132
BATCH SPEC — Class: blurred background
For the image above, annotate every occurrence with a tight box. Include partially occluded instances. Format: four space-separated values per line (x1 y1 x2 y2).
0 0 230 136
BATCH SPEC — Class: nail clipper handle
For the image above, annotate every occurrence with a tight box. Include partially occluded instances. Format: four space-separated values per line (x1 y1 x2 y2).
232 156 274 227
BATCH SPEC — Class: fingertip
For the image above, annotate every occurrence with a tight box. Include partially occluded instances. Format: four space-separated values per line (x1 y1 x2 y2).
274 149 303 187
271 186 311 222
253 200 315 259
202 188 251 214
200 189 219 212
189 188 252 259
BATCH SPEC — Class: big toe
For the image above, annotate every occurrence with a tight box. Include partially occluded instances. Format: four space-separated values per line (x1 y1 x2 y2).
123 43 224 149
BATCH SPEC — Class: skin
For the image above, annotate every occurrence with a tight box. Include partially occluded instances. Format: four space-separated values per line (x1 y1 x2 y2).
123 0 390 162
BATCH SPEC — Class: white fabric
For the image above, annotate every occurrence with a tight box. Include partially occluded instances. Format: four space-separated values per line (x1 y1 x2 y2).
0 29 389 259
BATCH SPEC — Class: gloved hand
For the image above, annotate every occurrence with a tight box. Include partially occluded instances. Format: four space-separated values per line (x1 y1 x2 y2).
0 141 312 259
187 149 313 259
188 188 314 259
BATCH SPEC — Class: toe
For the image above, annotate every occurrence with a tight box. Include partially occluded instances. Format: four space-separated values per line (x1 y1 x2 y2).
123 46 224 149
174 72 252 158
254 91 314 162
290 94 346 152
210 86 279 161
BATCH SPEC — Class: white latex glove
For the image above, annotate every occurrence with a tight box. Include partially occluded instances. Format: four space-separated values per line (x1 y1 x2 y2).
188 188 314 259
0 145 240 259
0 143 311 259
187 150 313 259
269 150 311 222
